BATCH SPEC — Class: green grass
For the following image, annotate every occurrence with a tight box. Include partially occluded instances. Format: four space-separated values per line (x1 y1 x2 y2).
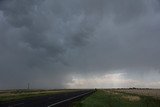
72 90 160 107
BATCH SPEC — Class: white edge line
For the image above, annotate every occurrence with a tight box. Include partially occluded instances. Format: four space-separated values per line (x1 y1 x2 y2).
47 91 93 107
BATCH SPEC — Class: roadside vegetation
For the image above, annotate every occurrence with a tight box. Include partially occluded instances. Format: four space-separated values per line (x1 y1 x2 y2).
73 90 160 107
116 89 160 99
0 89 76 103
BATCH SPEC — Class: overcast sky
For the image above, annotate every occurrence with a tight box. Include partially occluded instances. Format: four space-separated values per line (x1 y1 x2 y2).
0 0 160 89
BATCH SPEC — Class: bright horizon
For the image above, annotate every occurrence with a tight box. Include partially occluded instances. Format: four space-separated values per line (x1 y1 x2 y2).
0 0 160 89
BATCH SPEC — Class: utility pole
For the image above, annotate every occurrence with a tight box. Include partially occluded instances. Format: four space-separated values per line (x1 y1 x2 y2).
27 83 30 90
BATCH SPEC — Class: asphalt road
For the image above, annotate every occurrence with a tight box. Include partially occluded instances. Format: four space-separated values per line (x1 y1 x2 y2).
0 90 95 107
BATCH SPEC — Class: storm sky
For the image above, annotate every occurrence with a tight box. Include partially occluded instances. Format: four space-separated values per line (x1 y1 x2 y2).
0 0 160 89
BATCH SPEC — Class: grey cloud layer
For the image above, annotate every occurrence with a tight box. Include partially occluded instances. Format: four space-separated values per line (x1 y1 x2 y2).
0 0 160 89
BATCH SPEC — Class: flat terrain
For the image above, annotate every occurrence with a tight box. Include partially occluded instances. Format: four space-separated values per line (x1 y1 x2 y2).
0 89 93 107
73 89 160 107
115 89 160 99
1 89 160 107
0 89 76 102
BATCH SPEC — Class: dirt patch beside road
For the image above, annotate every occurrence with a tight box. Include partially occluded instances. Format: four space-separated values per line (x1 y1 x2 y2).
122 95 141 102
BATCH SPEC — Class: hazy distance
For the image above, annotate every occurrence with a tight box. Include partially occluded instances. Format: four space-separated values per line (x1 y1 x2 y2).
0 0 160 89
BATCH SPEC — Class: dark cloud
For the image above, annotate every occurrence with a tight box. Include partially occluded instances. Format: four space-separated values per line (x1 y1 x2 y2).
0 0 160 89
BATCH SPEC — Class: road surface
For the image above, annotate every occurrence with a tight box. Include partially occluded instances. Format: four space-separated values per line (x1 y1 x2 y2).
0 90 95 107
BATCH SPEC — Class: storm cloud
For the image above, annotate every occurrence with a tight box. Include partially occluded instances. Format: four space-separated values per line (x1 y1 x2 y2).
0 0 160 89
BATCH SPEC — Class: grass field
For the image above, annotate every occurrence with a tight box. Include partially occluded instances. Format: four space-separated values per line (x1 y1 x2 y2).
73 90 160 107
0 89 77 103
116 89 160 99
